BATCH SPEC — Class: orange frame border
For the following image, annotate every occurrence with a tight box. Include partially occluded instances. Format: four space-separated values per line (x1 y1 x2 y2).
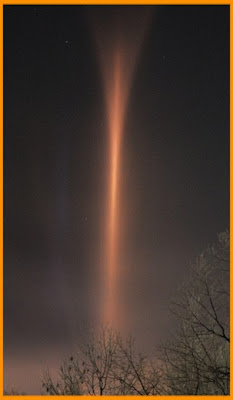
0 0 231 399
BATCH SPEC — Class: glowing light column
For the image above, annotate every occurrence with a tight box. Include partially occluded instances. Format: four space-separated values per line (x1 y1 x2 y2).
94 9 151 327
104 51 124 326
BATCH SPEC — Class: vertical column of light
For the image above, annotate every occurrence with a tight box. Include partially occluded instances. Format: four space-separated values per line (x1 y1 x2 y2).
97 10 151 327
104 51 123 326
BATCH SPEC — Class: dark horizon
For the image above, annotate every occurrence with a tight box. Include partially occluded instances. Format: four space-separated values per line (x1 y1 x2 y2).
4 5 229 394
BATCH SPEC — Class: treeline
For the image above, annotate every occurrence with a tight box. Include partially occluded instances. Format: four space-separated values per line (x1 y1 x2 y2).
6 231 230 395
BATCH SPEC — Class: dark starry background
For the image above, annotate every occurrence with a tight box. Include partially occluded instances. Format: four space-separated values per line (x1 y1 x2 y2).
4 5 229 394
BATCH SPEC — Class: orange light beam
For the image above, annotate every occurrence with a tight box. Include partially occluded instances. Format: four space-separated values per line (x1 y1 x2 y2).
93 8 152 328
104 51 124 326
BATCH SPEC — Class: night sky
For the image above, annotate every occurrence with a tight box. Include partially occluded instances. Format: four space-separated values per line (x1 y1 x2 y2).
4 5 229 394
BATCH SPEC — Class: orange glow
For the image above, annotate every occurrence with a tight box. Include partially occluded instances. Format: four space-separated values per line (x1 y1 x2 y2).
103 45 139 327
104 51 124 325
93 9 152 328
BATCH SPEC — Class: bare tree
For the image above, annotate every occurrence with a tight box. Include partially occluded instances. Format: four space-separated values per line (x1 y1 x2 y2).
42 326 162 395
42 232 229 395
159 231 229 395
114 336 163 395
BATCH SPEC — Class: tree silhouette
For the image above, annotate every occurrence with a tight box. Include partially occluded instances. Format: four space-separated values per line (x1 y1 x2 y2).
42 326 162 395
159 231 229 394
39 231 230 395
